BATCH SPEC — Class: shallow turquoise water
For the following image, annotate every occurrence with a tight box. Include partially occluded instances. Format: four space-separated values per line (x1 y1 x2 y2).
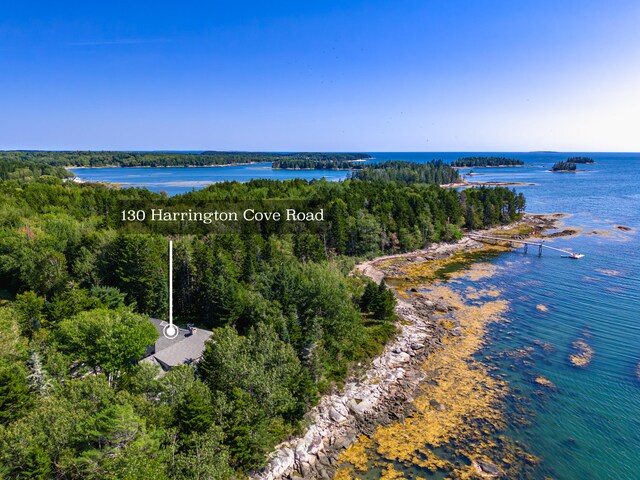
460 154 640 479
73 152 640 479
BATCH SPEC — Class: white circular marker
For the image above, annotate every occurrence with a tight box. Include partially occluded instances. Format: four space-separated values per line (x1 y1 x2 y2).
163 324 179 339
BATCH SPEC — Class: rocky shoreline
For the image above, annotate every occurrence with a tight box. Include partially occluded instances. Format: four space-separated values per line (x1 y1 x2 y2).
252 214 562 480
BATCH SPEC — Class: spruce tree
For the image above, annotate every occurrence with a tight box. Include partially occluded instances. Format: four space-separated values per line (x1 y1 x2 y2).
0 367 31 425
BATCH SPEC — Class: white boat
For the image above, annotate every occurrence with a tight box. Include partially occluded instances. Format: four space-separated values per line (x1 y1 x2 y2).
561 253 584 259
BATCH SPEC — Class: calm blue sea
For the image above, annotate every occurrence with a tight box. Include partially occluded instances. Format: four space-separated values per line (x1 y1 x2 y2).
72 153 640 479
69 162 349 196
455 154 640 480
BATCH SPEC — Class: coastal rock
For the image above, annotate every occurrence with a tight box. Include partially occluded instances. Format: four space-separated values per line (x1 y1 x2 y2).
387 351 411 366
266 447 295 479
252 235 495 480
299 461 312 477
476 459 501 476
328 403 349 424
332 434 355 450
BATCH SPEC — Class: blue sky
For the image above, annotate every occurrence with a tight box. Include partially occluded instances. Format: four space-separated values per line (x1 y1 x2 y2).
1 1 638 151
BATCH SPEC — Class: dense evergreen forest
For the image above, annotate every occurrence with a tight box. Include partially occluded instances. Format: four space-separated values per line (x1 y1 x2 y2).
0 158 524 479
451 157 524 167
566 156 595 164
551 161 577 171
0 159 71 181
352 160 461 184
272 159 364 169
0 151 371 168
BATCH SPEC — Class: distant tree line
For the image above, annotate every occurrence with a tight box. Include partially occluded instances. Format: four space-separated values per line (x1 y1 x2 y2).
272 159 365 169
0 157 524 478
0 159 71 181
566 156 594 164
451 157 524 167
0 151 371 168
352 160 460 184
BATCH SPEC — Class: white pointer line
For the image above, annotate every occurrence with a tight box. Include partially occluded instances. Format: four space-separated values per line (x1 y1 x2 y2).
169 240 173 325
163 240 178 339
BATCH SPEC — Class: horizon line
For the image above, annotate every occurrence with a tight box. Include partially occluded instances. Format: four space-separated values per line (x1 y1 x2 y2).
2 149 639 154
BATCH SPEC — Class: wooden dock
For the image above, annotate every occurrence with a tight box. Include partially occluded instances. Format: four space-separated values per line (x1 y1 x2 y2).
466 233 584 258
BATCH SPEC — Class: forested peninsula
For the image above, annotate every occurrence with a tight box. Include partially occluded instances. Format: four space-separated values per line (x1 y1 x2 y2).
274 156 527 171
272 159 364 170
451 156 524 167
0 151 372 168
0 157 524 479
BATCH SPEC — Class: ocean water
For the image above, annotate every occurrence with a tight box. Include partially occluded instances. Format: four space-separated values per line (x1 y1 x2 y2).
72 152 640 478
69 162 350 196
459 154 640 479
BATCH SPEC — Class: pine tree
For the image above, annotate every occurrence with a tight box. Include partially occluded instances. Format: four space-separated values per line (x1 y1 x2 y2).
372 281 396 320
19 447 52 480
0 367 31 425
360 281 379 313
328 200 348 255
177 383 213 442
13 291 45 337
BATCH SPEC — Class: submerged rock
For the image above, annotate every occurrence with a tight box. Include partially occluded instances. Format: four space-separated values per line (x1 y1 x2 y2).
533 376 556 389
568 339 594 367
475 458 502 477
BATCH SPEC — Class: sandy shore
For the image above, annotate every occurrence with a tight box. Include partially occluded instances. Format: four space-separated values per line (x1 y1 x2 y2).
253 213 563 480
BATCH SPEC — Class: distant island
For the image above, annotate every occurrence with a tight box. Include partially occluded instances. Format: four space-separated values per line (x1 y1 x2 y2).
451 156 524 168
551 161 577 172
272 155 371 170
0 150 372 168
551 156 595 172
566 156 595 164
353 160 460 184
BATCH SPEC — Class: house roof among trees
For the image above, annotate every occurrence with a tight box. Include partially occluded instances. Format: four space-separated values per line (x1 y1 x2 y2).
142 319 213 370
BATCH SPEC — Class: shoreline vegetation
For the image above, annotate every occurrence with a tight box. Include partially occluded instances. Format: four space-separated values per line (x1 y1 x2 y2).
69 161 263 169
0 158 527 479
551 161 577 172
0 151 373 169
451 156 524 168
441 180 535 188
255 213 566 480
566 156 595 164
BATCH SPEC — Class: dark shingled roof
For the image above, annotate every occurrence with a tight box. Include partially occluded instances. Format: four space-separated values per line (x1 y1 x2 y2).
141 318 213 371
